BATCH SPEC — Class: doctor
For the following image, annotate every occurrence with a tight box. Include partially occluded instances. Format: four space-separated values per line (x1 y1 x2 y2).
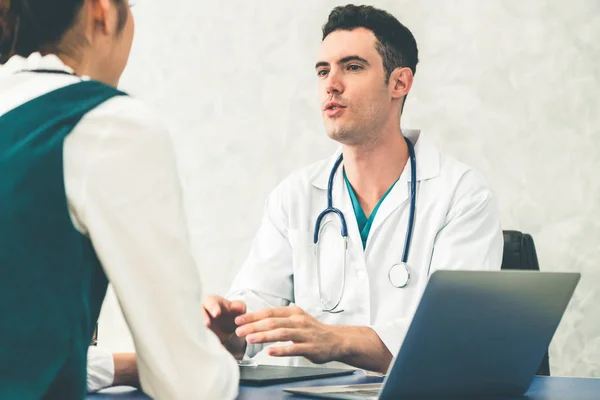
86 4 504 389
205 4 504 374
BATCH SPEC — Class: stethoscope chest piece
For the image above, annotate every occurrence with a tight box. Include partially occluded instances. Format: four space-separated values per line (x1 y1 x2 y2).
388 262 410 288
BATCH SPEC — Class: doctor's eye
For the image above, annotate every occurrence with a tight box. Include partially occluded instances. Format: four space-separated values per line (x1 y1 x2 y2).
317 69 329 77
347 64 363 72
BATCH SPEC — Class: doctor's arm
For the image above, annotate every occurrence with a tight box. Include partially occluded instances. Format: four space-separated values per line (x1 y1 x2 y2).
235 306 393 373
74 102 239 399
370 170 504 358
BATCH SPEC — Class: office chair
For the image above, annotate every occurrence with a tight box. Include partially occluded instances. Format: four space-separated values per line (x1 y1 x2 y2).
501 230 551 376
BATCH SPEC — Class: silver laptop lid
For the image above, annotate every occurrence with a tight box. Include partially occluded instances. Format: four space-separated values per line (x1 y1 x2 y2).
379 270 580 399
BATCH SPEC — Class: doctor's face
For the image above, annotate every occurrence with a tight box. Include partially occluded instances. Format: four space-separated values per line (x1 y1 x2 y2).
316 28 392 146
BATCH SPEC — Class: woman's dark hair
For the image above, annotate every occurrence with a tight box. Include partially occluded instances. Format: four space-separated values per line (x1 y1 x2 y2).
0 0 127 64
322 4 419 82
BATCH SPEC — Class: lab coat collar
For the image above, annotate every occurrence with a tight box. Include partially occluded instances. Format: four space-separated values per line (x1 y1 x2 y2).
311 129 441 190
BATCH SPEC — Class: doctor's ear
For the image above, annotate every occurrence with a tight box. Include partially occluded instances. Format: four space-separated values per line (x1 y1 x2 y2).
389 67 413 100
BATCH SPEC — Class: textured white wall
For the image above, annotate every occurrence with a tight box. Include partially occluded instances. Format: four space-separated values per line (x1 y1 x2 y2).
97 0 600 378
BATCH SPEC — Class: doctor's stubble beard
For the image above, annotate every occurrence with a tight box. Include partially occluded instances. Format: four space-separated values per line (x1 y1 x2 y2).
325 104 388 151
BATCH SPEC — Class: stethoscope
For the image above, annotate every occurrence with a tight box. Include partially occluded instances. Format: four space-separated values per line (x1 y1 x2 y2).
313 136 417 313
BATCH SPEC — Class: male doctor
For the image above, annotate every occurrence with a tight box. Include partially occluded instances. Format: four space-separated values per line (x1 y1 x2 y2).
87 4 503 390
204 3 503 374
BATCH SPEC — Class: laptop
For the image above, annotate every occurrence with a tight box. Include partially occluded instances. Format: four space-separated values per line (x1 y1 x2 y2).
284 270 580 399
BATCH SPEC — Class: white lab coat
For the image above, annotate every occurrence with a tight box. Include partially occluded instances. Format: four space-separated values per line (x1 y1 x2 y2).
228 129 503 368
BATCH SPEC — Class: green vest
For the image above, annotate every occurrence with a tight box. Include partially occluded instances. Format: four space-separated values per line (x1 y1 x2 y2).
0 80 126 399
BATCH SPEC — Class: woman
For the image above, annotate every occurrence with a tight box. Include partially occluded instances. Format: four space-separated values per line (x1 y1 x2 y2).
0 0 238 398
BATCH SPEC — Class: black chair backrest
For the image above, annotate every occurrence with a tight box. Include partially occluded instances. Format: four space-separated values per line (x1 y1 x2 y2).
501 230 551 376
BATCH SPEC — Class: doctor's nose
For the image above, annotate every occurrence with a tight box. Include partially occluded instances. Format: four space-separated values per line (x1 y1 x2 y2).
325 72 344 96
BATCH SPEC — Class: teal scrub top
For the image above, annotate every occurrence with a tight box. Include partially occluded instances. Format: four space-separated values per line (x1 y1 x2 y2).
343 170 399 249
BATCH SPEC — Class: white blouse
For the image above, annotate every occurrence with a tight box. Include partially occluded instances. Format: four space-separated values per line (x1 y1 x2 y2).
0 53 239 399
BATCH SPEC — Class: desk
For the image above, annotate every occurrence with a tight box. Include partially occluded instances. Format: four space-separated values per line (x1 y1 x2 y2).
89 374 600 400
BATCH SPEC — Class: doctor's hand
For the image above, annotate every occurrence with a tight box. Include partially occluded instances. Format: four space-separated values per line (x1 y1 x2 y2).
202 295 248 359
234 306 347 365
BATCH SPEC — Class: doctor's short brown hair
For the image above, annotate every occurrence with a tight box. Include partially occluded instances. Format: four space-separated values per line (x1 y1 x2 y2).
321 4 419 83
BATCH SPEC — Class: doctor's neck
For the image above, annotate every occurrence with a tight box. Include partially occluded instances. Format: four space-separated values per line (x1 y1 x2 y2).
342 126 409 216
